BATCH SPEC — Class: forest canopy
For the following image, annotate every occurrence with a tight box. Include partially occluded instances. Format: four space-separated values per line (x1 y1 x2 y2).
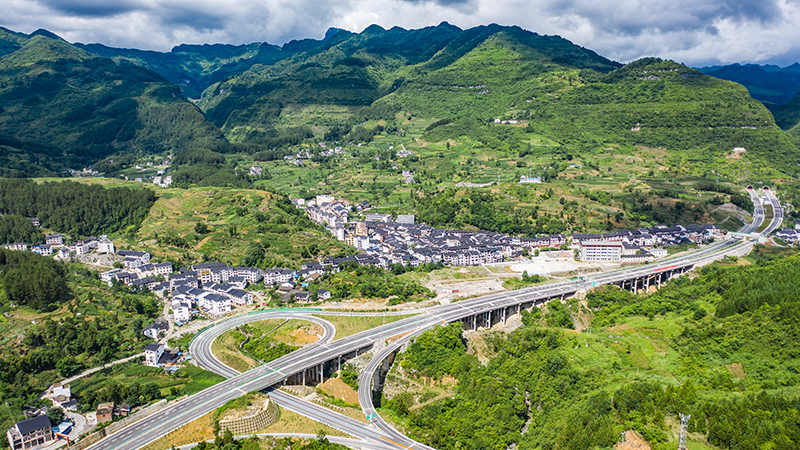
0 179 156 237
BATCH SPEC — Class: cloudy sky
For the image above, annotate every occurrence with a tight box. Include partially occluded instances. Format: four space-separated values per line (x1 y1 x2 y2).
4 0 800 66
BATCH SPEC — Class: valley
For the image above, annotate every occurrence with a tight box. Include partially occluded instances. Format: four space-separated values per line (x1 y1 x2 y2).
1 19 800 450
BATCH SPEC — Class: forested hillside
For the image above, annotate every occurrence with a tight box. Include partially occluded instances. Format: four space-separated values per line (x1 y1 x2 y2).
381 251 800 450
0 179 156 237
0 29 228 175
1 23 798 182
699 63 800 109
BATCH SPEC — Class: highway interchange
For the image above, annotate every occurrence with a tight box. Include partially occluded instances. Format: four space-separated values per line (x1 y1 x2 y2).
87 188 780 450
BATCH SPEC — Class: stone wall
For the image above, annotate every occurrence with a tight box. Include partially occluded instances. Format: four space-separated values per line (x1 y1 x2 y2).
219 398 279 436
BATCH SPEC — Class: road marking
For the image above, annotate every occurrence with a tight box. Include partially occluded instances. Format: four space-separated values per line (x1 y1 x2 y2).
380 436 413 450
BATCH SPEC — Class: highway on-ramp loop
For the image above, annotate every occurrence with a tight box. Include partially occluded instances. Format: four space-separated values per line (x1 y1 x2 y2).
87 238 752 450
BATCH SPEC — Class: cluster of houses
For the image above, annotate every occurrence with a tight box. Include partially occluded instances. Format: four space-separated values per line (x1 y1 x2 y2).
144 343 183 368
102 260 263 320
7 415 56 450
574 224 724 263
299 195 728 268
775 224 800 245
124 167 173 188
319 143 345 157
284 149 312 166
123 157 173 187
1 233 117 259
7 384 76 450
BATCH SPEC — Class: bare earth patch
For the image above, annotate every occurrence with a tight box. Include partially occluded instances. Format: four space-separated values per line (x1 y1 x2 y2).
727 363 747 379
290 326 322 344
616 430 651 450
318 378 359 404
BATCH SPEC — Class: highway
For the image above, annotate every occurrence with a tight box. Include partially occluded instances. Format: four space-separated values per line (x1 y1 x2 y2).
358 329 432 450
189 311 337 378
87 237 752 450
738 188 765 233
762 188 784 235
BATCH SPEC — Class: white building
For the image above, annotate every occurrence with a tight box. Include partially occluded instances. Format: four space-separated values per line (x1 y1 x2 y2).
578 240 622 262
7 415 53 450
144 343 165 367
396 214 415 224
97 239 115 254
32 244 52 256
208 295 231 316
171 301 191 324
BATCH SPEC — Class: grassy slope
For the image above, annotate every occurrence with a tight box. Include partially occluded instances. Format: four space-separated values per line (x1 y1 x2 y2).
31 177 346 268
127 185 346 267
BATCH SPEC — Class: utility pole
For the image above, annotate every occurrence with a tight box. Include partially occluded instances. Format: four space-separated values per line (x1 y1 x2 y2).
678 413 690 450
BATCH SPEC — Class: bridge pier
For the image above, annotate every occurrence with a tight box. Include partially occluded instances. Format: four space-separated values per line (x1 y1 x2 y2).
633 277 638 295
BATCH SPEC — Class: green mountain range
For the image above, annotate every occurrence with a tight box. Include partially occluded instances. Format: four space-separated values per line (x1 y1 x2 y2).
699 63 800 109
1 23 798 177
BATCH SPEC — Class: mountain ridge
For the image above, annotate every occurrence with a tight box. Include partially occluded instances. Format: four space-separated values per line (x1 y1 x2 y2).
0 24 797 179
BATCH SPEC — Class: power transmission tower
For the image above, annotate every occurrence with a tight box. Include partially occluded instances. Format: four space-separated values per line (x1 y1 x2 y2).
678 413 690 450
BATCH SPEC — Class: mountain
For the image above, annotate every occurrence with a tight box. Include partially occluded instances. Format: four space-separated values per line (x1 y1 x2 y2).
0 28 228 176
73 41 294 99
196 23 622 143
699 63 800 110
2 23 799 179
774 94 800 137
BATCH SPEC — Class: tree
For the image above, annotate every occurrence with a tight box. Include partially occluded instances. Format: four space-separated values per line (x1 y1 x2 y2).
194 222 210 234
46 407 64 426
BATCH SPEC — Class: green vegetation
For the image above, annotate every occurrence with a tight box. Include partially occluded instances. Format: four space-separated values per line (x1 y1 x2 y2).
0 29 228 176
378 250 800 450
312 314 412 341
400 323 474 379
0 249 68 311
194 433 351 450
0 259 176 437
69 362 224 412
124 184 345 267
1 25 795 231
0 179 156 237
0 215 43 245
502 271 546 289
314 263 434 304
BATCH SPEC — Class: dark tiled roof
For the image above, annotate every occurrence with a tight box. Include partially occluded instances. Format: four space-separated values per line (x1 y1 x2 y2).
16 415 51 435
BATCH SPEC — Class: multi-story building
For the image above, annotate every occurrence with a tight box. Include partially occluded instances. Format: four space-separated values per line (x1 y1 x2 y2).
578 240 623 262
7 415 53 450
45 234 63 246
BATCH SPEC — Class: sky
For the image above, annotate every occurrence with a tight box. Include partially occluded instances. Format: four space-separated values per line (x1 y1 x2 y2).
4 0 800 67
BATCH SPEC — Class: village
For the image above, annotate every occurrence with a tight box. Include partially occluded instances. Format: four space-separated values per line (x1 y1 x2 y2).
300 194 729 268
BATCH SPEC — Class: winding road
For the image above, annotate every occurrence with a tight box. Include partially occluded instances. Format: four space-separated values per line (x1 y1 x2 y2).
762 188 784 235
738 187 765 234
